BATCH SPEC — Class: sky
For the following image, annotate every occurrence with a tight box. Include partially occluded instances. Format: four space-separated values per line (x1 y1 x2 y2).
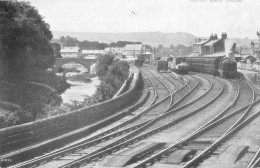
27 0 260 38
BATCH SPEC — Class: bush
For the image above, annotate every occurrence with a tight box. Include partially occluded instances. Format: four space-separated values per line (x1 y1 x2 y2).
93 54 130 102
96 54 115 77
0 110 33 129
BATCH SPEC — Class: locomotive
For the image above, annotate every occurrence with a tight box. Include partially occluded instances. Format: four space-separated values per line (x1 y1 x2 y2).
134 55 145 67
134 59 144 67
156 60 168 72
186 56 237 78
169 57 189 75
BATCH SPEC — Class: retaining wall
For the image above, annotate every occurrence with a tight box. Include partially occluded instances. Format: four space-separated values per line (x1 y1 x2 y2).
0 71 144 155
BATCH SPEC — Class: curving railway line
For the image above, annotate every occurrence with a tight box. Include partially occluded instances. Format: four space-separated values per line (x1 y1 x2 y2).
53 71 233 167
130 75 256 168
7 66 260 168
9 66 188 168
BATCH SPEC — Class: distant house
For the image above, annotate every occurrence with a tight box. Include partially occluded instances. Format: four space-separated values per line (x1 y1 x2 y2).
124 44 144 58
81 50 104 59
60 46 80 58
192 38 209 56
104 47 125 55
192 33 227 57
201 33 227 56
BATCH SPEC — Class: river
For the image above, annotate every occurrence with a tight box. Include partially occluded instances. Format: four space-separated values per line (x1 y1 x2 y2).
58 64 101 104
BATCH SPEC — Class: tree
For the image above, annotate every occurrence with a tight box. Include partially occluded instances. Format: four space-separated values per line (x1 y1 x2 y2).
0 1 54 78
51 42 62 58
96 54 114 77
158 44 164 50
60 36 66 44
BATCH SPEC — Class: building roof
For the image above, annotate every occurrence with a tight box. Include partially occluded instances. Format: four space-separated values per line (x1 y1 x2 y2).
104 47 125 53
124 44 143 51
82 50 104 54
194 39 209 45
203 39 221 46
60 47 79 53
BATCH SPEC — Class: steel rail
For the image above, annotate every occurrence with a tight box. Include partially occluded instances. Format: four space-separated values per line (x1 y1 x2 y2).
56 75 224 168
9 66 175 168
132 76 255 168
142 67 173 110
8 67 159 168
182 99 260 168
132 100 255 168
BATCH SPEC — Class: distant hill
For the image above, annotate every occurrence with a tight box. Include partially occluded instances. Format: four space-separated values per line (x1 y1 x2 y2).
53 31 197 47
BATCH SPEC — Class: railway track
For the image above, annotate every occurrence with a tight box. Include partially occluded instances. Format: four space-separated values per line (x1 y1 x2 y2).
128 76 256 168
10 68 258 168
184 100 260 168
17 69 200 168
9 67 183 168
51 73 238 167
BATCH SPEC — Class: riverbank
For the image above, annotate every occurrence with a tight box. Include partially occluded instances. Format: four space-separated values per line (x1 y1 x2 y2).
0 54 130 129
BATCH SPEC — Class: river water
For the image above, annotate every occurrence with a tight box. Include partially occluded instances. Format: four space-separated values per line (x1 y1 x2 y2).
58 64 101 104
61 76 100 104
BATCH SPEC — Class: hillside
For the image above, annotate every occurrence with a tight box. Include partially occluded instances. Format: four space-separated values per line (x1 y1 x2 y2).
53 31 197 47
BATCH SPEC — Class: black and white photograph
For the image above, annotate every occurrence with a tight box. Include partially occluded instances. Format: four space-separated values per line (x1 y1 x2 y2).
1 0 260 167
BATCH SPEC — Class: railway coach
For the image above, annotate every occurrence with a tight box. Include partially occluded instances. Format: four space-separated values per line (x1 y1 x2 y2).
186 56 237 78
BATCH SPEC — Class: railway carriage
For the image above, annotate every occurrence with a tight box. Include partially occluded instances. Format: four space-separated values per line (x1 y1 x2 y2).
186 56 237 78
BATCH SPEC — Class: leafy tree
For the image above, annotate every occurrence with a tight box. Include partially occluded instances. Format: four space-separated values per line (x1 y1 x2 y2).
78 40 109 50
96 54 114 77
109 61 129 82
60 36 66 44
110 42 116 47
62 36 79 46
51 42 62 58
158 44 164 50
0 1 54 78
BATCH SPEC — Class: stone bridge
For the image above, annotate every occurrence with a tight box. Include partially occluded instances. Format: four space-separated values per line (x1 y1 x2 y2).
54 58 97 72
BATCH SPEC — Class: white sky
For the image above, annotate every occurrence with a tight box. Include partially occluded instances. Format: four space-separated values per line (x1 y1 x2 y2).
28 0 260 38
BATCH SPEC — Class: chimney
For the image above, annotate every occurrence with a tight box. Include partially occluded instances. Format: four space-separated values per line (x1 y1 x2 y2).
221 32 227 39
213 34 218 40
210 33 214 40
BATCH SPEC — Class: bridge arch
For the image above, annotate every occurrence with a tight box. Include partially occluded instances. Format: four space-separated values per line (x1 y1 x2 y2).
54 58 96 73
